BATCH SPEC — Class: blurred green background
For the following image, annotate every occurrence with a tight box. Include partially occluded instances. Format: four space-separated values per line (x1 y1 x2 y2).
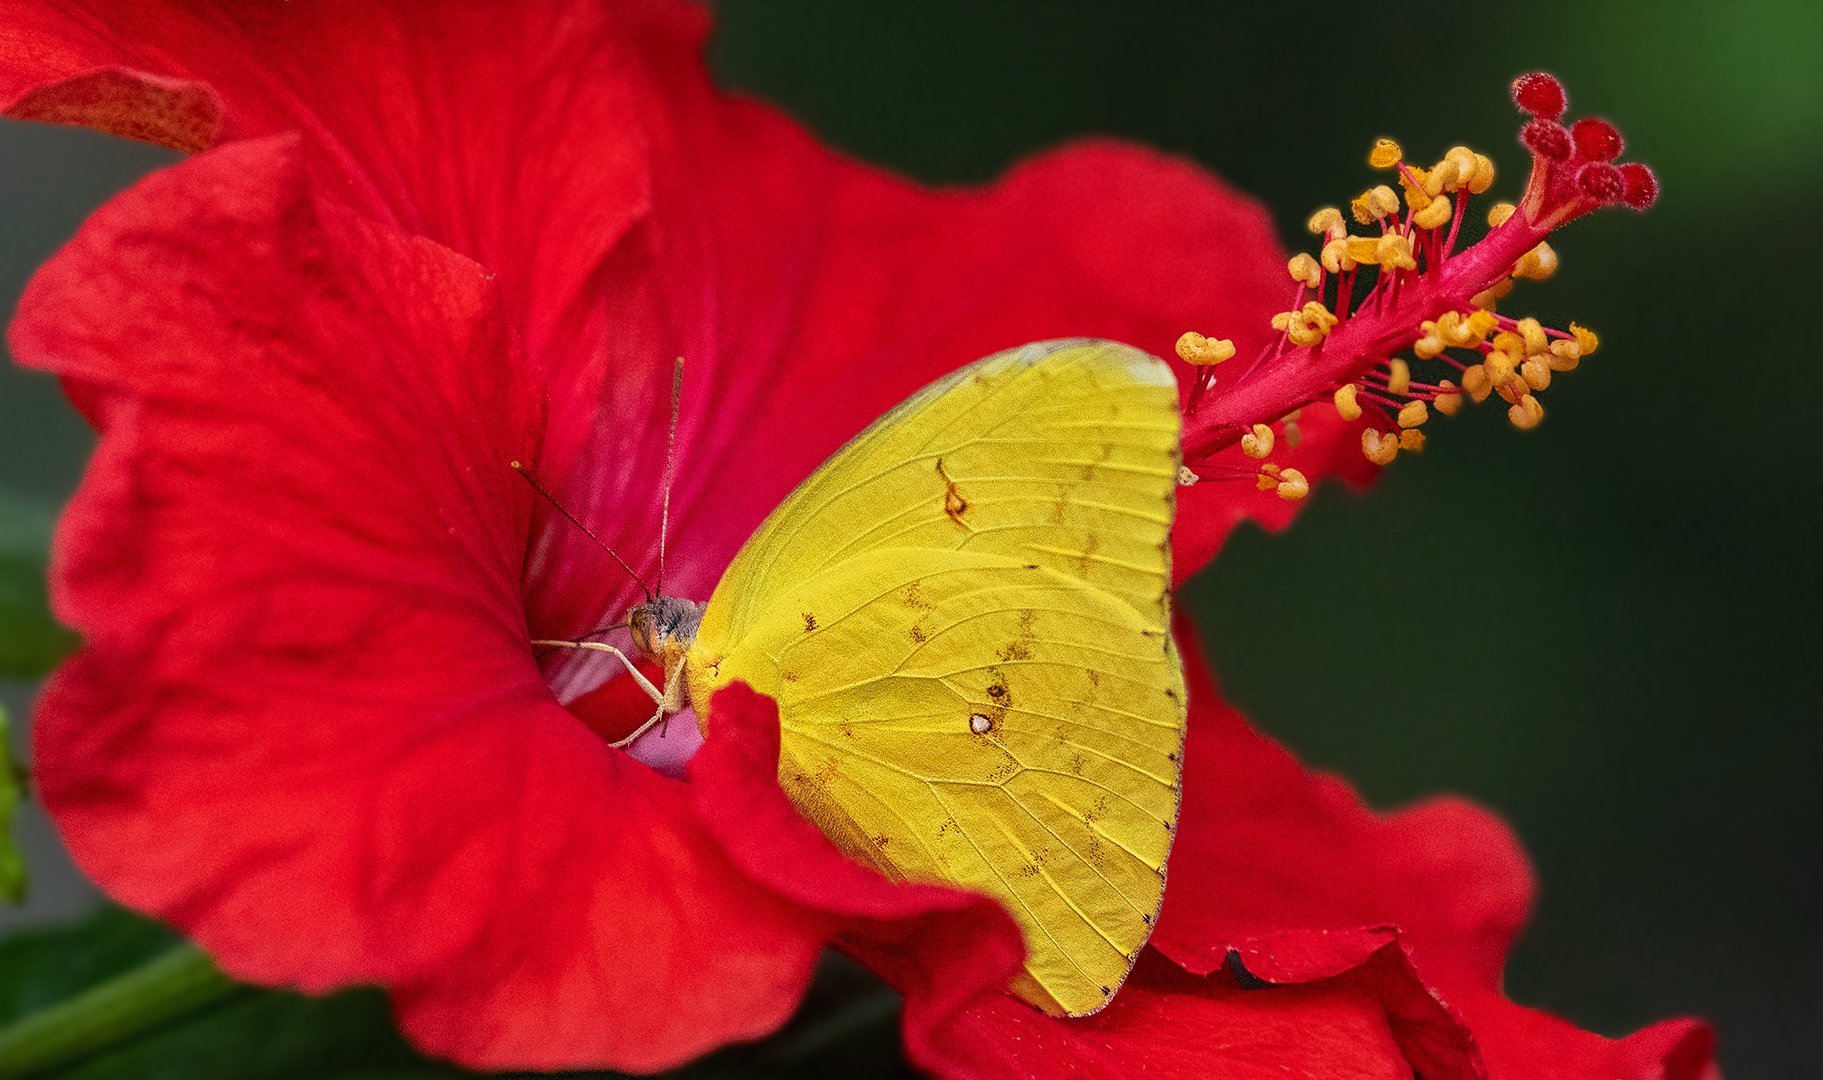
2 0 1817 1077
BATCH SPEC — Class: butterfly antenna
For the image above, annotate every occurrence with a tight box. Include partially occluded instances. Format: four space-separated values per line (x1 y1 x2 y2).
509 461 653 603
657 356 684 598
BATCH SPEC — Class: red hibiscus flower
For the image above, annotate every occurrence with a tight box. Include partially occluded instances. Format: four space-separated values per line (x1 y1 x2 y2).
0 2 1711 1078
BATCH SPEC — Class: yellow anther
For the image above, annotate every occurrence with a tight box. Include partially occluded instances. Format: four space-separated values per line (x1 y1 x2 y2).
1387 358 1412 395
1516 317 1549 356
1369 138 1403 168
1287 253 1322 288
1468 154 1495 194
1521 357 1552 391
1397 399 1429 428
1497 378 1527 406
1241 423 1275 459
1376 233 1417 271
1445 147 1479 189
1308 207 1347 239
1275 467 1310 501
1352 185 1403 224
1487 201 1517 227
1285 301 1339 346
1508 393 1544 430
1424 157 1458 197
1436 310 1475 348
1462 364 1494 402
1570 322 1599 356
1547 337 1582 372
1271 312 1291 331
1321 236 1357 273
1346 235 1381 265
1398 428 1426 452
1403 180 1433 213
1434 379 1462 416
1492 331 1524 356
1361 428 1399 465
1255 472 1278 492
1176 466 1200 487
1334 383 1363 421
1485 349 1517 388
1413 194 1453 231
1413 322 1445 360
1513 241 1558 280
1176 331 1236 366
1466 309 1500 340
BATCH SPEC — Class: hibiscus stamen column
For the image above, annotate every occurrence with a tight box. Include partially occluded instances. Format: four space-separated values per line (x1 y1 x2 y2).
1176 72 1657 490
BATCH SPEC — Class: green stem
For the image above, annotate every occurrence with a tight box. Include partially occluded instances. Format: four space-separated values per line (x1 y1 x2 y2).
0 943 244 1078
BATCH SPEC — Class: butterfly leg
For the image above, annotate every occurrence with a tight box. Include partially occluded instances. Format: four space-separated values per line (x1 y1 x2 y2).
529 639 683 750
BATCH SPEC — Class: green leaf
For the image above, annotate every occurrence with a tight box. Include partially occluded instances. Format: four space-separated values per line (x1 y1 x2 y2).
0 706 25 904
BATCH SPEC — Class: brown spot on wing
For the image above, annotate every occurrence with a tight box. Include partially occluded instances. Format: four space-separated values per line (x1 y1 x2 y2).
904 580 934 611
985 668 1011 707
802 612 818 632
936 458 969 528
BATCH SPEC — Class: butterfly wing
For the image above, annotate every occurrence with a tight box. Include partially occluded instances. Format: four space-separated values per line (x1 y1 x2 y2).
689 339 1184 1015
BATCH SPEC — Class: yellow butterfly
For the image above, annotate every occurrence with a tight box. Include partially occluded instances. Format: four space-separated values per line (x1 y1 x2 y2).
539 338 1185 1015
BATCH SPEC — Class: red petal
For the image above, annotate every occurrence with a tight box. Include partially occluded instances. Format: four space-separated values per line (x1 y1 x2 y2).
0 0 682 457
10 137 850 1072
1150 623 1715 1080
0 1 1302 614
935 950 1416 1079
0 0 1313 687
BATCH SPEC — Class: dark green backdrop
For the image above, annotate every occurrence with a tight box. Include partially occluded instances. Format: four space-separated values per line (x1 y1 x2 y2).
1 2 1816 1077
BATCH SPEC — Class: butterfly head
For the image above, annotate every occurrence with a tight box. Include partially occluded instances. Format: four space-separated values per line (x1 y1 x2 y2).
627 595 705 667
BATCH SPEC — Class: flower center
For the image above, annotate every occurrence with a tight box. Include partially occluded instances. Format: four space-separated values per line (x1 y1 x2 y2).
1175 72 1656 493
